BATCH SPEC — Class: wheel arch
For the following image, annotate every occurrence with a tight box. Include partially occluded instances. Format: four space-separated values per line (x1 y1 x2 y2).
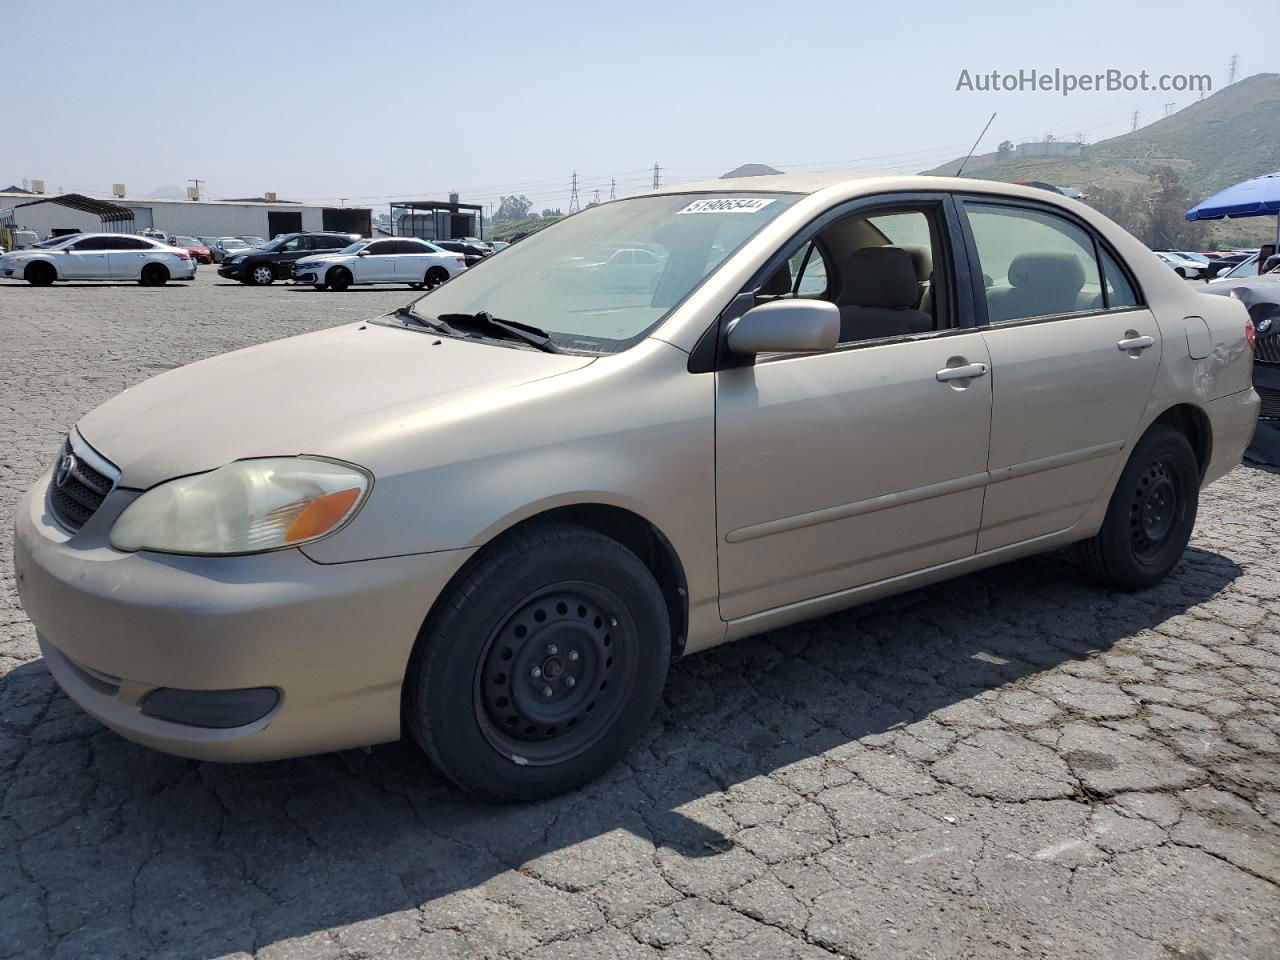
419 501 690 664
25 257 57 280
1151 402 1212 479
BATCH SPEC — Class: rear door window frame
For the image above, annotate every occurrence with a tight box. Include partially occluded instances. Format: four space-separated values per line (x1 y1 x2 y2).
955 194 1147 329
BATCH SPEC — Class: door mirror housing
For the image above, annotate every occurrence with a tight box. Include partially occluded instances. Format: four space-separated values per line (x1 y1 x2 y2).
727 299 840 356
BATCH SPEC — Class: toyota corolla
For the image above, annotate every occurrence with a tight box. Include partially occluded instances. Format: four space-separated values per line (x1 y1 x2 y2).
13 173 1259 801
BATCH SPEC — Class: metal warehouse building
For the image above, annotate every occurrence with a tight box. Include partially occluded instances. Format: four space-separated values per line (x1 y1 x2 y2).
0 191 372 241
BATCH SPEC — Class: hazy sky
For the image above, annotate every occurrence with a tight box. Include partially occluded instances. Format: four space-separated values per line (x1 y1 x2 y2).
8 0 1276 213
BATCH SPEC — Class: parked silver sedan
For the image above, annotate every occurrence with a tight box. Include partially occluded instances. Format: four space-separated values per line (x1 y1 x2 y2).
0 233 197 285
13 173 1259 801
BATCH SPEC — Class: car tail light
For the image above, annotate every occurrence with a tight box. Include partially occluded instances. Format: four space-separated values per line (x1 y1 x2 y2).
1246 318 1257 351
455 256 465 265
174 250 191 260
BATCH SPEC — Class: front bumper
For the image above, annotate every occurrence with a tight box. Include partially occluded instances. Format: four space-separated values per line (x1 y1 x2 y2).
13 469 472 761
217 263 246 280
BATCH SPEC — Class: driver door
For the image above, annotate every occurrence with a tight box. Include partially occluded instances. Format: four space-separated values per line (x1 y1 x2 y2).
64 237 112 279
714 196 993 620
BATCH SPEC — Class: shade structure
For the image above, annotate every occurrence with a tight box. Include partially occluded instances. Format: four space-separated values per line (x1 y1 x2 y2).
1186 171 1280 221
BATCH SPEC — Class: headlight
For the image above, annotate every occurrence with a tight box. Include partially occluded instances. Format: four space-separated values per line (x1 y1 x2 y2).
109 457 371 555
228 256 245 264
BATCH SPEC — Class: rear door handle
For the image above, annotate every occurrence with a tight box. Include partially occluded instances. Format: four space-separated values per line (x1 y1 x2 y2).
936 362 988 382
1117 335 1154 352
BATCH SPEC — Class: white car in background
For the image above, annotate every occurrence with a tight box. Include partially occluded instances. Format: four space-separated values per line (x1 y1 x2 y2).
1154 251 1206 279
292 237 467 291
0 233 196 286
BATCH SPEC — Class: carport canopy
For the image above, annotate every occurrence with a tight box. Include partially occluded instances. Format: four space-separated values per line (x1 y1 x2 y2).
13 193 135 228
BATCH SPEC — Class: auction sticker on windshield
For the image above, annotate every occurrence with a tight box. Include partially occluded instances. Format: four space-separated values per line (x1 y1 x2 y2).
677 197 778 214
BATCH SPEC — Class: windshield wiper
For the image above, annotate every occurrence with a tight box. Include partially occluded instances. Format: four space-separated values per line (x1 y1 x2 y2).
436 312 564 354
393 304 457 336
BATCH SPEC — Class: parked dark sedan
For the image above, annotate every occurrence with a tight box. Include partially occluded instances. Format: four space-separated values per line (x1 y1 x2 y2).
432 239 491 268
217 232 359 285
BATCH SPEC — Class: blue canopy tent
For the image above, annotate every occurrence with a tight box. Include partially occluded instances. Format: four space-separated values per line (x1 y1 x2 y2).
1186 170 1280 250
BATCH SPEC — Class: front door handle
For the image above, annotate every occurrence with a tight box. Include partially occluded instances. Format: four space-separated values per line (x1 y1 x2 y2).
1117 335 1154 352
936 362 988 383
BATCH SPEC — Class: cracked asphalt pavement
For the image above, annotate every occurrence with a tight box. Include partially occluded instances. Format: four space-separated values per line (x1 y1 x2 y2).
1 270 1278 960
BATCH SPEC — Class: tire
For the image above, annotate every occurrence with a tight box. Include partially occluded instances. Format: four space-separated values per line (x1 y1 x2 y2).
139 263 169 286
24 261 55 286
248 263 275 286
1174 266 1189 279
1074 425 1199 590
327 267 351 292
404 522 671 802
425 266 449 288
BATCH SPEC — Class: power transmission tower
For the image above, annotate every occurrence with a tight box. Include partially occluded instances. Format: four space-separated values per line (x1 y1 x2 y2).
1131 110 1139 131
652 163 660 189
188 178 204 199
568 170 581 213
1228 54 1239 84
590 189 601 206
609 178 616 201
1162 102 1175 118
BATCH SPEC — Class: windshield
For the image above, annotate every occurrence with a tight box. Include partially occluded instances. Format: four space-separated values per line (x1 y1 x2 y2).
221 239 249 249
338 240 371 254
175 236 197 246
35 236 79 248
1223 254 1258 279
404 192 800 353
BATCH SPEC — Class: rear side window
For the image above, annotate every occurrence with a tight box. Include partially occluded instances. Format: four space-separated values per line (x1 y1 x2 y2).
1100 248 1140 308
963 202 1103 322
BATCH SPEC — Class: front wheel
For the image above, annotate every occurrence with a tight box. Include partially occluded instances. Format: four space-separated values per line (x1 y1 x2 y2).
248 263 275 286
1074 425 1199 590
404 522 671 802
25 261 55 286
327 267 351 292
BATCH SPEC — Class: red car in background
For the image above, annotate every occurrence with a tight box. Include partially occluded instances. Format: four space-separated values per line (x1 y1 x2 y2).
173 236 212 264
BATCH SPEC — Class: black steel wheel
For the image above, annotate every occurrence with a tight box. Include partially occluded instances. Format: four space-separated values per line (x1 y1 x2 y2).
25 261 55 286
404 522 670 802
327 267 351 292
139 262 169 286
1075 424 1199 590
426 266 450 288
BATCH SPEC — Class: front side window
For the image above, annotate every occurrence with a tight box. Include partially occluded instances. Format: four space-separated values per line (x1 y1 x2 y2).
71 237 111 251
788 241 830 297
964 202 1103 323
1100 248 1140 308
365 240 396 255
404 192 801 353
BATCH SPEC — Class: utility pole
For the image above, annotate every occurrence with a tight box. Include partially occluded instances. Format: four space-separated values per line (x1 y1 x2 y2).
187 178 204 200
568 170 581 213
1228 54 1239 85
652 163 660 190
1162 102 1175 118
590 188 601 206
609 178 616 201
338 197 347 206
1131 110 1139 131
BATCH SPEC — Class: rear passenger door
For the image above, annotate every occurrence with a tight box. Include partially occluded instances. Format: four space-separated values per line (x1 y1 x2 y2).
105 236 156 279
961 198 1161 551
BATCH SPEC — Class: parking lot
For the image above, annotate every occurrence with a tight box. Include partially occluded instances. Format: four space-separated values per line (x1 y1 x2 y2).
1 268 1278 959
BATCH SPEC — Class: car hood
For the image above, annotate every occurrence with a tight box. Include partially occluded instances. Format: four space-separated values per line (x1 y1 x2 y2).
77 319 594 488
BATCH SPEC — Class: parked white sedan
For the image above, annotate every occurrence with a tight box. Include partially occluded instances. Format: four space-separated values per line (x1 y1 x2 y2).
0 233 196 285
292 237 467 291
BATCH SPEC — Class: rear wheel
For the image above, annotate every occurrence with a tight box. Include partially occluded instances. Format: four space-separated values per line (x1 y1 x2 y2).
1074 425 1199 590
425 266 450 288
404 522 670 802
327 267 351 292
139 262 169 286
248 263 275 286
24 261 55 286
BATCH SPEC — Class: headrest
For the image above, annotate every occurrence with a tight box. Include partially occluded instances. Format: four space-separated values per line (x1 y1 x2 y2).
841 246 920 309
759 262 792 296
1008 252 1085 294
888 244 932 282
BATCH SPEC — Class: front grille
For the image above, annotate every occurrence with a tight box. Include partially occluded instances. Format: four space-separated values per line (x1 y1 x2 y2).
48 436 118 532
1258 386 1280 422
1255 335 1280 364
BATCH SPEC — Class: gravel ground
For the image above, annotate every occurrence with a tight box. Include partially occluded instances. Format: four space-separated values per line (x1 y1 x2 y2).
1 268 1278 960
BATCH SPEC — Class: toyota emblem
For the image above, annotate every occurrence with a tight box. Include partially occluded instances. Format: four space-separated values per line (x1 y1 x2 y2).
54 453 77 489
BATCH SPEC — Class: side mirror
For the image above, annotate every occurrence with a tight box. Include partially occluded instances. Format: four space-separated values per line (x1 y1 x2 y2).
356 250 368 256
727 299 840 356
